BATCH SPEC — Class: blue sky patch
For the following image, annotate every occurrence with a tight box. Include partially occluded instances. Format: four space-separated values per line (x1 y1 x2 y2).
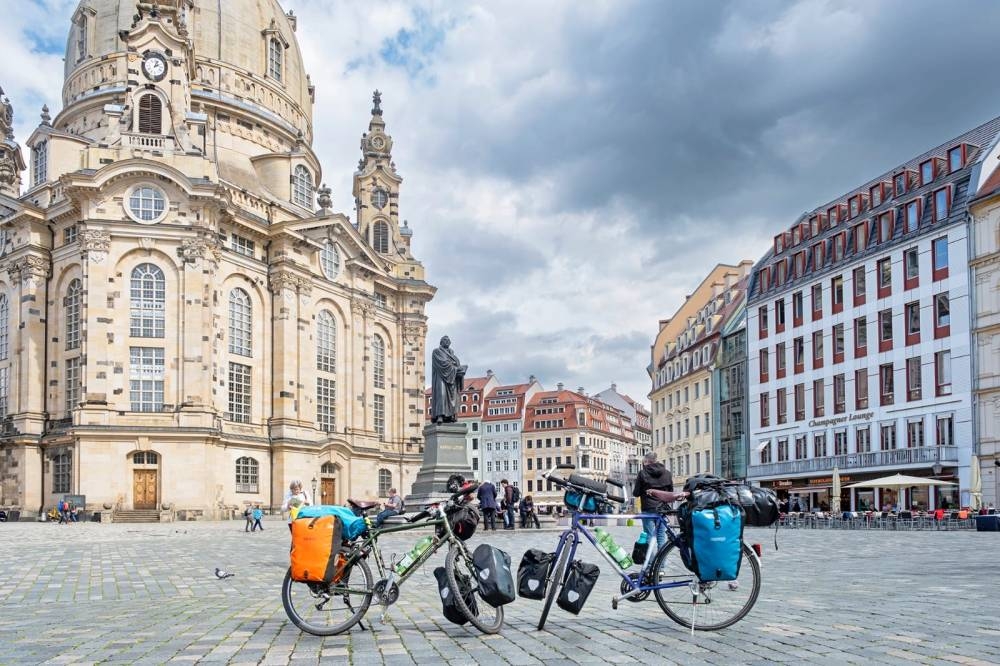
378 9 447 78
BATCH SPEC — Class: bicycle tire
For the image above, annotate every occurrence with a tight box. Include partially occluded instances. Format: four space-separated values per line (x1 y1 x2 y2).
650 541 760 631
281 559 373 636
536 536 570 631
444 545 504 634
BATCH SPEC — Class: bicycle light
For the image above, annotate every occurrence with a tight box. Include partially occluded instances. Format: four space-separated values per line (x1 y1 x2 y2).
751 543 762 558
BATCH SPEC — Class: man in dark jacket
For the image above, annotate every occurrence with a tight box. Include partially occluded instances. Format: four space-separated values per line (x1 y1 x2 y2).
477 480 499 531
632 452 673 555
500 479 516 530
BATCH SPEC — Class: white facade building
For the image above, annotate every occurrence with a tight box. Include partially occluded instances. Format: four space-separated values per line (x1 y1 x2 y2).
481 378 542 489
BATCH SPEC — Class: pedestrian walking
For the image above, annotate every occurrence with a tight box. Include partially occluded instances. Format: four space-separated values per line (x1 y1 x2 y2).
251 505 264 532
477 480 499 531
243 506 253 532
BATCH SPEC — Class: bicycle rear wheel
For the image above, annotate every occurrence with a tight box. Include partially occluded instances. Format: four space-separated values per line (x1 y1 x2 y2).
650 541 760 631
536 536 570 630
282 558 373 636
444 545 504 634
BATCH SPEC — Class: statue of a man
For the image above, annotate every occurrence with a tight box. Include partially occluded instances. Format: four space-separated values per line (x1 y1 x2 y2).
430 336 467 423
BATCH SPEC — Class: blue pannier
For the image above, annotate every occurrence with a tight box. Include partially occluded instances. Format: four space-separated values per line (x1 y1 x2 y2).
686 504 743 582
297 505 368 540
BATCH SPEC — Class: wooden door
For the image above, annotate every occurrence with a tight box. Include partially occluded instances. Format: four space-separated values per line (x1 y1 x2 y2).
321 478 336 506
133 470 158 509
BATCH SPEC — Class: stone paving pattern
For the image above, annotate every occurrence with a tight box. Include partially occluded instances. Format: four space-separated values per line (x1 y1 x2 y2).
1 519 999 665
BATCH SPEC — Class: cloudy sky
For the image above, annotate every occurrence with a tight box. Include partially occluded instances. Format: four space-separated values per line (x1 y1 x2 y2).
5 0 1000 404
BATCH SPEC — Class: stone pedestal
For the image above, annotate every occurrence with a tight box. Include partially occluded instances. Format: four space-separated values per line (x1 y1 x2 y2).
405 423 473 506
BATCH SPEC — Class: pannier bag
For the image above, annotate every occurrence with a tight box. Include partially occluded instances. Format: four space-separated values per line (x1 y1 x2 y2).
289 513 345 583
296 505 368 540
556 560 600 615
685 504 744 582
433 566 478 625
439 504 481 541
564 473 607 512
683 475 780 528
518 549 554 600
472 544 516 607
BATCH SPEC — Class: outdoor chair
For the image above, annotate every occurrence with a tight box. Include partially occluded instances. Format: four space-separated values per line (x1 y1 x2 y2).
897 510 914 530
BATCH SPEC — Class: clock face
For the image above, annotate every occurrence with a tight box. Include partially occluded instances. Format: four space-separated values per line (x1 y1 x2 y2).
371 188 388 210
142 53 167 81
371 135 385 150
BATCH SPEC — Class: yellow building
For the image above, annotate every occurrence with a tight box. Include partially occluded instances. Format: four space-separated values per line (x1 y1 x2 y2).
0 0 434 519
649 262 752 485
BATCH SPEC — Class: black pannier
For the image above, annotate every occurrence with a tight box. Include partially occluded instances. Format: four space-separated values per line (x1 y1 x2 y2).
472 544 516 607
683 474 779 528
439 503 481 541
433 566 477 625
556 560 600 615
518 549 554 600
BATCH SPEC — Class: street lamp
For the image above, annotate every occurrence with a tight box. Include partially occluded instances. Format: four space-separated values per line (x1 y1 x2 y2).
311 477 318 505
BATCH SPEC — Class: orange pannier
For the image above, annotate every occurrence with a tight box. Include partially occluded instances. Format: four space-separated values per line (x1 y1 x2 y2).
290 514 344 583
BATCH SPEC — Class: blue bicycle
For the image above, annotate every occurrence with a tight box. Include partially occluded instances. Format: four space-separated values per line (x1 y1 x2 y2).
537 465 761 632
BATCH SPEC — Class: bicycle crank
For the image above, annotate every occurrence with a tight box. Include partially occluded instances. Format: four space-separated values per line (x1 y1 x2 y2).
619 573 650 603
373 578 400 606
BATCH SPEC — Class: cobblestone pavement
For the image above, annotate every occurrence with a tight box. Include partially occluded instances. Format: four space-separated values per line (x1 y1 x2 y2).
1 518 999 665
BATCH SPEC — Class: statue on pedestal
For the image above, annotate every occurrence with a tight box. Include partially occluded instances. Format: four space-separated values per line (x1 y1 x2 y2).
430 336 467 423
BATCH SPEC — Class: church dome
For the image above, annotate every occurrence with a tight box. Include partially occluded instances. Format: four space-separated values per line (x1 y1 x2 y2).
63 0 313 142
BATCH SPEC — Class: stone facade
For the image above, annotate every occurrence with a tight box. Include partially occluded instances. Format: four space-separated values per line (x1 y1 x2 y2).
0 0 434 518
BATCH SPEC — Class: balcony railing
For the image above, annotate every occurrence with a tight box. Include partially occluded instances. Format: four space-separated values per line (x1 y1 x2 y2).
121 133 169 150
748 446 958 479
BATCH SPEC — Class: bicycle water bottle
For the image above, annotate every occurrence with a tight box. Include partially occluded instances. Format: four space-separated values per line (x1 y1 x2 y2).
631 531 649 565
606 535 634 569
394 535 433 574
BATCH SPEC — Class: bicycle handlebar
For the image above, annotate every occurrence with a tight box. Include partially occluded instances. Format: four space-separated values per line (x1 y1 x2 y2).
541 465 626 505
451 481 479 501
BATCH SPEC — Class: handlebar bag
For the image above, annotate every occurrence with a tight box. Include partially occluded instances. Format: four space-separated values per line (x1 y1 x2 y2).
439 504 480 541
564 490 598 512
297 505 367 540
473 544 516 607
682 503 743 582
289 513 344 583
433 566 478 625
517 549 554 600
556 560 600 615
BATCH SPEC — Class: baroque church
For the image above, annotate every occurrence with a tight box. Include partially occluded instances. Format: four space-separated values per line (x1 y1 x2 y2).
0 0 434 519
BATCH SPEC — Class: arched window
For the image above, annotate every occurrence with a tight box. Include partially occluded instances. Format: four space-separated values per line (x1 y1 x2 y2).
130 264 165 338
137 94 162 134
317 310 336 372
133 451 158 465
372 334 385 389
378 469 391 496
373 221 389 253
65 279 83 350
235 456 259 493
321 462 337 474
0 294 8 360
268 37 283 81
228 288 252 356
292 165 313 208
320 240 340 280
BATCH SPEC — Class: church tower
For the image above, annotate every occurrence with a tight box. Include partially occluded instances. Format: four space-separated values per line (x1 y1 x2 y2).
0 88 25 200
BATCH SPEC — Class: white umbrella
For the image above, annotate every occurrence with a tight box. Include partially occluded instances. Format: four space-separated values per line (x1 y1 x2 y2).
970 455 982 511
831 467 841 513
846 473 956 489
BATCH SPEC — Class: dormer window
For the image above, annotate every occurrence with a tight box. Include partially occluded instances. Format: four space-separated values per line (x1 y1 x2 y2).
292 165 313 208
828 205 840 226
906 199 921 232
870 184 883 208
894 173 907 197
791 227 801 245
920 160 934 186
137 94 162 134
849 196 860 219
948 145 965 172
774 235 785 254
809 216 820 237
31 140 48 187
268 38 283 81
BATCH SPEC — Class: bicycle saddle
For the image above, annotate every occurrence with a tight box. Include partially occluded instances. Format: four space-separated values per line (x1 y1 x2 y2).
347 499 379 511
646 489 686 503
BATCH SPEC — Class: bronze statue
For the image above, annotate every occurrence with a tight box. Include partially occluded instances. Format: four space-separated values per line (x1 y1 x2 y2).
430 336 466 423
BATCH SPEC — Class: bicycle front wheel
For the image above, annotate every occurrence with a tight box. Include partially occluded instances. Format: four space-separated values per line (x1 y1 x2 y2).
537 537 570 631
650 541 760 631
282 558 373 636
444 544 504 634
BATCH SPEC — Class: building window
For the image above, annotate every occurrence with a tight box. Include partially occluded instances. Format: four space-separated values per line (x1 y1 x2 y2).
760 441 772 464
228 362 252 423
932 236 949 279
904 248 919 284
317 377 336 432
372 334 385 389
948 146 964 172
793 337 804 371
880 423 897 451
758 306 768 336
811 284 822 318
834 430 847 455
906 200 920 232
127 185 166 222
813 379 824 417
878 309 892 344
777 438 789 462
776 342 786 376
934 188 950 222
794 383 805 421
31 140 48 187
320 240 341 280
65 279 83 351
935 350 951 396
129 347 164 412
879 363 894 406
137 94 163 134
906 356 922 401
833 323 845 361
905 301 921 340
921 160 934 186
228 288 252 357
833 374 845 414
907 420 924 449
268 37 283 81
855 316 867 354
814 433 827 458
812 330 824 368
856 425 871 453
877 258 892 295
831 276 843 309
316 310 336 373
855 369 868 409
792 291 803 322
0 295 9 361
894 173 907 197
373 221 389 254
853 266 866 304
230 234 255 258
65 357 82 413
76 15 87 60
854 222 869 252
0 367 7 417
378 469 391 496
760 392 769 427
936 415 953 447
235 457 259 493
759 348 769 382
934 293 950 329
776 388 787 424
292 165 313 208
374 394 385 438
53 452 71 493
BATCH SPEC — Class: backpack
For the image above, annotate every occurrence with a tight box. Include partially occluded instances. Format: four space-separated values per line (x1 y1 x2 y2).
510 484 521 504
439 504 480 541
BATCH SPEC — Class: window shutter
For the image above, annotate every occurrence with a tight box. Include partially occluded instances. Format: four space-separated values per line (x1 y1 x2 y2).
138 95 162 134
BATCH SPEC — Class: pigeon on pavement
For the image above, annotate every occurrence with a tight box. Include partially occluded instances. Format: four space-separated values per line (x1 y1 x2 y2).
215 568 235 579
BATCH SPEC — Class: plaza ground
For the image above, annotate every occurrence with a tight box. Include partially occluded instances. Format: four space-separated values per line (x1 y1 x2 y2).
1 519 998 665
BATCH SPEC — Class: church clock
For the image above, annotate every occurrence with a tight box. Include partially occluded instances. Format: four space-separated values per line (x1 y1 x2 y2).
141 52 168 82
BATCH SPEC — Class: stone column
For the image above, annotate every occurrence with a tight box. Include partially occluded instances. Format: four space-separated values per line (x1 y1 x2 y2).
79 230 111 408
269 270 304 426
8 254 50 434
177 234 220 415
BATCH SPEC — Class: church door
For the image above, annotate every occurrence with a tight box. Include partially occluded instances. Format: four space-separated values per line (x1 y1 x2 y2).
320 478 336 505
134 470 158 509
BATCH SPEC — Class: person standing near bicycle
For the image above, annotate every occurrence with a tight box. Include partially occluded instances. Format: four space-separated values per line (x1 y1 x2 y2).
632 452 674 556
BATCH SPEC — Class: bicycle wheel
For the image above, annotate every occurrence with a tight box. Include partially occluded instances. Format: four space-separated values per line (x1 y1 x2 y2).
282 558 373 636
444 544 505 634
650 541 760 631
536 536 570 631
